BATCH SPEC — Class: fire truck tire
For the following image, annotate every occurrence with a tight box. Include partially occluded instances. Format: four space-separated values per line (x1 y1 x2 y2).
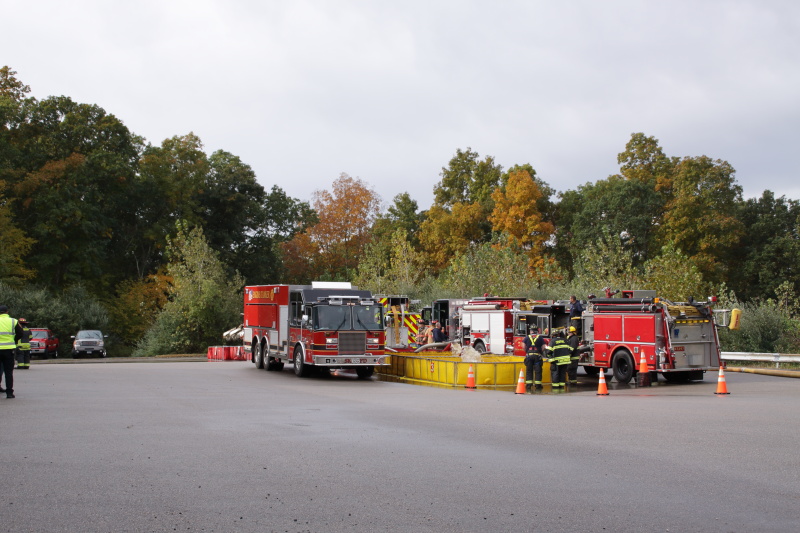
254 343 265 369
356 366 374 379
473 341 486 354
612 350 634 384
293 348 312 377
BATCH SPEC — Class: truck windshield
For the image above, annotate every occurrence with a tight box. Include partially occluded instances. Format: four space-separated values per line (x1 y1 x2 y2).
312 304 384 331
314 306 350 330
353 305 383 331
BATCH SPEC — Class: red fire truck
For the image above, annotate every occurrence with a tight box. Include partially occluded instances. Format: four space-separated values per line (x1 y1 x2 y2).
243 282 387 378
579 290 724 384
421 298 470 341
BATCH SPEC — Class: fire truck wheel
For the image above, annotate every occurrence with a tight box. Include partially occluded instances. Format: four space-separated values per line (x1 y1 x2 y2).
473 341 486 354
356 366 374 379
612 350 634 384
293 348 311 377
254 343 265 369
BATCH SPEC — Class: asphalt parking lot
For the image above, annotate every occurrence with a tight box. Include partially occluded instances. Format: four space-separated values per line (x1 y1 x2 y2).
2 360 799 532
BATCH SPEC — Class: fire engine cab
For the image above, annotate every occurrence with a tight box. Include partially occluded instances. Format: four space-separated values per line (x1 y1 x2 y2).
579 290 724 384
243 282 387 379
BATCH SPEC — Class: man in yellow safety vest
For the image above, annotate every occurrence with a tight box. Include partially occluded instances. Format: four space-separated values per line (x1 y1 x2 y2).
0 305 24 398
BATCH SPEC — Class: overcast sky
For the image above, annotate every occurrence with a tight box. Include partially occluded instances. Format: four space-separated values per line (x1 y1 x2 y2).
5 0 800 210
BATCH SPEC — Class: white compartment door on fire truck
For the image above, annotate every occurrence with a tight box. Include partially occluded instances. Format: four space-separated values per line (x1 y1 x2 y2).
464 311 506 354
488 313 505 354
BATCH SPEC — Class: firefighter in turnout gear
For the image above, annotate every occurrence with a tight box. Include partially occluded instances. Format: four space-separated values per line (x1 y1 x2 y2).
566 325 580 385
523 327 545 391
16 318 32 369
545 330 573 389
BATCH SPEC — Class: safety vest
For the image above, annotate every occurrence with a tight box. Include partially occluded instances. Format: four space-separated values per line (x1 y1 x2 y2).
546 339 573 365
0 315 17 350
526 334 541 354
17 326 31 350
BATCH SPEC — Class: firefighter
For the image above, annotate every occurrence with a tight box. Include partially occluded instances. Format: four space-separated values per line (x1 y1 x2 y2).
566 325 581 385
16 318 31 369
417 321 433 345
569 295 583 335
544 330 573 389
0 304 24 398
523 326 545 391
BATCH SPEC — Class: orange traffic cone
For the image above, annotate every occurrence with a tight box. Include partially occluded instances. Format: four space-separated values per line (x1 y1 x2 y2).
714 367 730 395
515 369 526 394
637 353 651 387
465 364 477 390
597 369 609 395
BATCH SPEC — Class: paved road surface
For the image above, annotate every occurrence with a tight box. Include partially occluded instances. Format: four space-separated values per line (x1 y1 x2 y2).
2 361 798 532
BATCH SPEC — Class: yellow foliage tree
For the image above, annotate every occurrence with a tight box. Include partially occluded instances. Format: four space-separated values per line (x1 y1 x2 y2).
489 170 555 273
418 202 485 272
282 173 380 281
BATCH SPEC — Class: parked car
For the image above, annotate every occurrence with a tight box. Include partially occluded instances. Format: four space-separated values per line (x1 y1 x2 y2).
71 330 108 358
30 328 60 358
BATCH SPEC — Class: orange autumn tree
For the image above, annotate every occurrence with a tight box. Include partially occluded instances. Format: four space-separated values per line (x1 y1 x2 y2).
489 169 554 273
282 173 381 282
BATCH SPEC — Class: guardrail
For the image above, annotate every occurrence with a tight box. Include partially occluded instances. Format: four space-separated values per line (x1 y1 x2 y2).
721 352 800 368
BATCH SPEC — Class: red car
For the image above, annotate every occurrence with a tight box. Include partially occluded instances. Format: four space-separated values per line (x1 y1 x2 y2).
30 328 60 358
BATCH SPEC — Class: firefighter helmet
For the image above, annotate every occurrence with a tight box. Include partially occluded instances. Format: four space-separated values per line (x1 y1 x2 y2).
569 326 576 333
18 317 27 323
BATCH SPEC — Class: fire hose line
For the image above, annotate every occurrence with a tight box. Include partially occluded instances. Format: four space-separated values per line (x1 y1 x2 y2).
725 367 800 379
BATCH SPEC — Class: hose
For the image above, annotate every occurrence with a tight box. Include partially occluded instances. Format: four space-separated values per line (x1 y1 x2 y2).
725 367 800 379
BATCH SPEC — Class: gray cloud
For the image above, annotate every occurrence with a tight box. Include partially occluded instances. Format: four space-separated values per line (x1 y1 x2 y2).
4 0 799 209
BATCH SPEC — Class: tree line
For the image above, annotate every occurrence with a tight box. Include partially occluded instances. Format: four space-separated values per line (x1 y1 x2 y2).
2 66 798 355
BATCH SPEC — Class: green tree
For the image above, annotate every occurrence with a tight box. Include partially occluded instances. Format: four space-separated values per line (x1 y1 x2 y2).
437 241 535 298
135 224 244 356
572 227 642 294
642 243 711 301
353 228 426 296
6 95 142 289
434 148 502 208
660 155 744 283
565 176 662 267
730 191 800 300
372 192 425 248
617 132 676 193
